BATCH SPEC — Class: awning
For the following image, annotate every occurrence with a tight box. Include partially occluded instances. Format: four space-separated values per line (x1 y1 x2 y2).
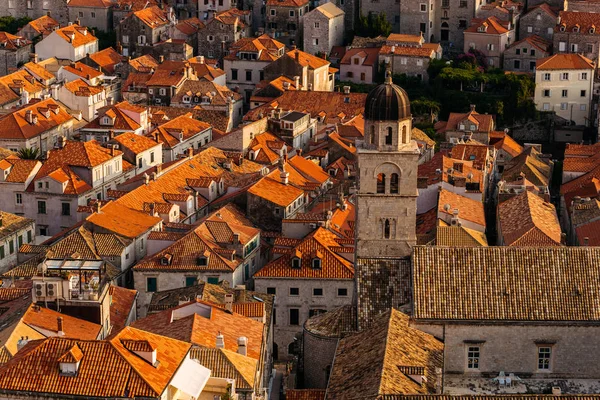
170 357 211 398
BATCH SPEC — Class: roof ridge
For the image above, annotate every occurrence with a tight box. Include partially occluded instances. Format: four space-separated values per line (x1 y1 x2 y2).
376 310 395 396
107 337 161 396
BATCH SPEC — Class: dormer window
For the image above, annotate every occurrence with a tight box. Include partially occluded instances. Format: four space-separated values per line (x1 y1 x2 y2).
591 26 596 34
560 24 566 32
58 344 83 376
160 253 172 265
312 258 322 270
292 257 301 268
197 256 208 266
573 25 580 32
477 25 486 32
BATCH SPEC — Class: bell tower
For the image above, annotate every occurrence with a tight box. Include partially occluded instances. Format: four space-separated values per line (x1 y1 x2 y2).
355 71 419 329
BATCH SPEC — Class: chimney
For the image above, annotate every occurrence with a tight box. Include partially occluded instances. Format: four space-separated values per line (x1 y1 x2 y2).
156 163 162 174
116 42 123 54
294 75 300 90
58 136 66 148
308 83 313 91
159 55 165 64
280 170 289 185
96 202 101 214
237 336 248 356
108 130 115 140
343 86 350 94
151 171 157 181
106 96 114 106
30 53 38 63
143 173 150 185
216 331 225 348
57 317 65 336
224 293 233 312
110 144 115 156
179 132 184 143
470 104 476 112
187 147 193 158
199 55 205 64
295 50 299 62
25 109 33 124
149 202 155 216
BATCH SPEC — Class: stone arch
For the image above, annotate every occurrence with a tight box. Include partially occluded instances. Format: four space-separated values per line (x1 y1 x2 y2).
373 161 402 179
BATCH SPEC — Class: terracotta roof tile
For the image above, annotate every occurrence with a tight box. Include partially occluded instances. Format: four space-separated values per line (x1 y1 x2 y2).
287 389 326 400
132 6 170 28
52 24 97 48
189 347 257 390
113 132 160 154
303 305 356 337
438 189 486 226
536 53 595 70
22 304 102 339
465 16 511 34
89 47 122 74
24 15 59 36
436 225 488 246
0 98 73 140
341 47 380 66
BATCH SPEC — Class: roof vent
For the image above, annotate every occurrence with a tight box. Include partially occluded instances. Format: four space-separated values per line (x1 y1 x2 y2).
216 331 225 348
58 344 83 376
120 339 158 366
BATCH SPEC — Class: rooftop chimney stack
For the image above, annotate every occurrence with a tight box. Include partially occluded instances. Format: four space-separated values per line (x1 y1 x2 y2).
237 336 248 356
216 331 225 348
470 104 476 112
187 147 193 158
25 109 33 124
143 173 150 185
57 317 65 336
343 86 350 94
224 293 233 312
96 202 101 214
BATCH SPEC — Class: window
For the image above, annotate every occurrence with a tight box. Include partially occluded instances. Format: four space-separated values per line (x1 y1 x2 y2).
122 35 129 44
290 287 299 296
289 10 294 16
581 72 588 80
543 103 550 111
267 287 276 295
313 38 319 45
338 288 348 296
292 257 301 268
15 193 22 205
270 9 275 15
9 240 14 254
581 90 587 97
401 57 407 65
146 277 157 292
0 245 3 259
417 59 423 66
61 203 70 216
27 230 32 243
18 235 22 247
587 44 594 53
562 90 568 98
390 173 399 193
581 104 587 111
560 103 568 110
561 72 569 80
207 35 214 42
79 11 84 17
571 43 578 52
385 127 393 144
559 42 566 52
420 22 427 33
538 347 551 370
312 258 322 269
91 12 96 18
37 201 46 214
487 43 494 51
346 71 353 78
39 226 47 236
543 73 551 81
527 26 533 33
467 346 480 369
313 288 323 296
289 308 299 325
246 70 252 81
185 277 196 287
150 152 155 163
377 173 386 193
231 69 238 80
314 22 319 28
513 60 521 69
420 3 427 11
207 277 219 284
384 219 391 239
459 0 467 6
530 49 536 56
547 27 553 35
360 72 365 81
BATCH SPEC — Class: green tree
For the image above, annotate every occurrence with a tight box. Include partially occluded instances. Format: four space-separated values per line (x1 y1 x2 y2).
94 29 117 50
0 16 32 34
17 147 40 160
355 13 392 37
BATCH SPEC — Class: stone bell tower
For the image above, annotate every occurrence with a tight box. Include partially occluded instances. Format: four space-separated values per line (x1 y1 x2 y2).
354 71 419 329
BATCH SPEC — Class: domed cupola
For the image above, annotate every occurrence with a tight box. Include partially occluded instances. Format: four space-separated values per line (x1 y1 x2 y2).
364 71 411 121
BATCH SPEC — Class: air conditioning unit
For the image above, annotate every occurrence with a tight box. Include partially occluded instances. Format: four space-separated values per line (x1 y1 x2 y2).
45 282 58 299
34 282 46 298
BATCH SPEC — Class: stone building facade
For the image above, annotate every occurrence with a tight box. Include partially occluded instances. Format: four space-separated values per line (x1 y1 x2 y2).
68 2 112 32
399 0 435 42
117 6 174 58
503 35 550 72
554 11 600 61
265 0 309 47
519 4 557 43
0 34 32 76
464 17 515 68
303 3 344 56
0 0 69 26
362 0 400 33
197 9 251 62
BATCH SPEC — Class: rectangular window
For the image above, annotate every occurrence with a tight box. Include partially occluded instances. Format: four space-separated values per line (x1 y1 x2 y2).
559 42 566 52
420 22 427 33
289 10 294 16
513 60 521 69
185 277 196 287
27 230 32 243
581 72 588 80
543 103 550 111
587 44 594 53
420 3 427 11
15 193 22 205
267 287 276 295
543 73 551 81
459 20 467 28
37 201 46 214
18 235 23 247
542 89 550 97
459 0 467 6
61 202 70 216
313 38 319 45
207 277 219 284
562 89 568 98
360 72 365 81
581 90 587 97
146 277 157 292
561 72 569 80
581 104 587 111
231 69 238 80
571 43 578 52
538 347 551 370
0 245 4 259
314 22 319 28
246 70 252 81
9 240 14 254
560 103 568 110
467 346 480 369
290 287 299 296
91 11 96 18
270 9 275 15
527 26 533 33
313 288 323 296
338 288 348 296
289 308 299 325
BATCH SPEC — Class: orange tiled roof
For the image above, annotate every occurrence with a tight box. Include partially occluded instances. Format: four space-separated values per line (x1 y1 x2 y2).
498 190 562 246
0 156 40 183
63 62 103 80
150 113 211 149
64 78 104 97
493 132 523 157
132 5 170 28
266 0 308 6
175 17 204 35
438 189 486 226
254 228 354 279
24 15 59 36
465 16 511 34
53 24 97 48
536 53 595 70
248 170 305 207
379 44 437 57
443 110 495 133
0 98 73 141
68 0 112 7
89 47 122 74
129 54 159 72
557 11 600 35
109 286 138 334
0 32 30 50
507 34 551 53
146 60 191 87
83 101 144 132
285 49 329 69
22 304 102 339
87 201 162 238
225 34 284 61
0 327 190 397
340 47 380 66
113 132 160 154
132 300 264 359
248 132 285 164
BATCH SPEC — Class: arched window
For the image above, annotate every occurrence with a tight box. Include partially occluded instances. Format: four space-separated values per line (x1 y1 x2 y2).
384 219 391 239
402 126 407 143
369 125 375 144
377 173 386 193
385 127 393 145
390 173 399 193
